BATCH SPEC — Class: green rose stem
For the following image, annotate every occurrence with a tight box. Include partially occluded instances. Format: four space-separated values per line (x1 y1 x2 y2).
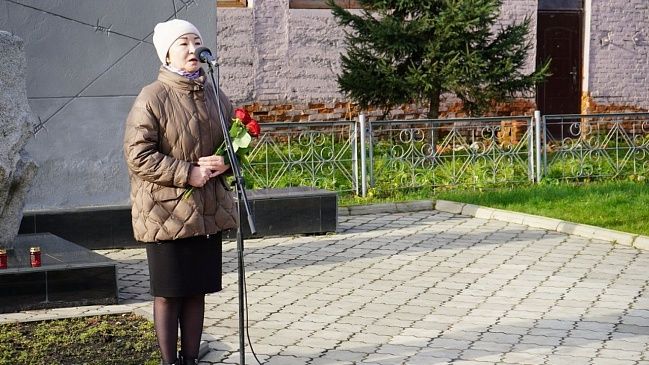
182 117 254 200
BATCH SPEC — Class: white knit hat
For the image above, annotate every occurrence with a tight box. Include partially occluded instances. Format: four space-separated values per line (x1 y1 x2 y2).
152 19 202 64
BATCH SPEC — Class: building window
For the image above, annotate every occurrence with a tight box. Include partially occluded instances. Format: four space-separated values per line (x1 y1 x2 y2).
289 0 362 9
217 0 247 7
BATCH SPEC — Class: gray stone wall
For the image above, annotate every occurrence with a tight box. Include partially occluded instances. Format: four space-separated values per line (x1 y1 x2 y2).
589 0 649 109
286 8 346 101
220 1 349 102
499 0 538 75
0 0 217 211
216 7 255 102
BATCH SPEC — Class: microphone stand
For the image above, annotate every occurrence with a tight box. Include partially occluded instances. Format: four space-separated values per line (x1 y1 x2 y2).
203 59 256 365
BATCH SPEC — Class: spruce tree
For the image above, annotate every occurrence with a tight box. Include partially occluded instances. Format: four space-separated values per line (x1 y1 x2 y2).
328 0 549 118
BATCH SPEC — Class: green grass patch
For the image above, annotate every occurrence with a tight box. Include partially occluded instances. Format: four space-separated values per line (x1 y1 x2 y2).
435 181 649 236
340 180 649 236
0 313 160 365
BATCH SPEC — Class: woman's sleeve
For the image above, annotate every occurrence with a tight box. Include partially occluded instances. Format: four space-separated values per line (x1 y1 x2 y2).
123 95 191 188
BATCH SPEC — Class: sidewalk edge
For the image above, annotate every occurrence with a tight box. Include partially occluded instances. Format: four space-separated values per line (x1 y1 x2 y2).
434 199 647 249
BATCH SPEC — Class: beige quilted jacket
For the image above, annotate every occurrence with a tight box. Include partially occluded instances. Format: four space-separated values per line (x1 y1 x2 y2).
123 67 237 242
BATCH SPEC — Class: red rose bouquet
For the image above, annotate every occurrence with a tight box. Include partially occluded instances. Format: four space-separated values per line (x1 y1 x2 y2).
215 108 261 164
183 108 260 199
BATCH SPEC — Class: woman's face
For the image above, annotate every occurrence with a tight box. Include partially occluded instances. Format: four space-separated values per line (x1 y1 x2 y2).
167 33 202 72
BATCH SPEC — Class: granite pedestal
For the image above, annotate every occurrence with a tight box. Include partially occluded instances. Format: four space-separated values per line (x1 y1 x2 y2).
20 206 134 250
20 187 338 249
227 187 338 239
0 233 118 313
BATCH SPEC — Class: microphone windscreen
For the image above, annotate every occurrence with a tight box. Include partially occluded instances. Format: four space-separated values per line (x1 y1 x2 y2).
195 46 213 63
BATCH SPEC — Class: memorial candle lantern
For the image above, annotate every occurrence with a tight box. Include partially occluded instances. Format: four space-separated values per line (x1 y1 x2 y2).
30 246 41 267
0 249 7 269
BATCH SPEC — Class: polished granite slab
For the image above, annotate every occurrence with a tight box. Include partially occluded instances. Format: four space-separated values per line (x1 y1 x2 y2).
0 233 118 313
20 206 133 250
228 187 338 238
21 188 338 249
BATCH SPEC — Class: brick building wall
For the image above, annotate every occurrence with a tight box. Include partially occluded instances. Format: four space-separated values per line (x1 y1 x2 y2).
587 0 649 112
218 0 649 119
216 0 540 121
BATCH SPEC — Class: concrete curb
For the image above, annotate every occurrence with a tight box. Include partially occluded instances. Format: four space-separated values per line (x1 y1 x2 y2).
434 200 648 250
338 200 434 216
340 199 647 250
0 305 135 324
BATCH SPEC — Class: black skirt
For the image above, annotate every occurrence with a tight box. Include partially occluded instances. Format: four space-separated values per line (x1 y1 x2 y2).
145 233 223 297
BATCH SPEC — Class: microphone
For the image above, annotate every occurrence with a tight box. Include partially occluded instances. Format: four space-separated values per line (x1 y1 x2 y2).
195 46 217 66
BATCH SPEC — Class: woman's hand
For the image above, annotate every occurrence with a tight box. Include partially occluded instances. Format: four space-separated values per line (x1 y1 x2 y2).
188 155 230 188
198 155 230 177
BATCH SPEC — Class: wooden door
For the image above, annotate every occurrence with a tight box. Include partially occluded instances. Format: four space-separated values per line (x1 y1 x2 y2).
536 12 582 136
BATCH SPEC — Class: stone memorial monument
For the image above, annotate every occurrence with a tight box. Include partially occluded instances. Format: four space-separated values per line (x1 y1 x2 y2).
0 30 118 314
0 31 38 251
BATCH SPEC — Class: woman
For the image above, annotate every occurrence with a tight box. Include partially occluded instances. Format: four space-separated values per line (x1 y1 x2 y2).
123 19 237 365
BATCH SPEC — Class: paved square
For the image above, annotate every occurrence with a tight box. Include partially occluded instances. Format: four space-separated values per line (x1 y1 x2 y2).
5 209 649 364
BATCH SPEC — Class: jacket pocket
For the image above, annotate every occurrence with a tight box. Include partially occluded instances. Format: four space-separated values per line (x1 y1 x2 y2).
147 185 194 235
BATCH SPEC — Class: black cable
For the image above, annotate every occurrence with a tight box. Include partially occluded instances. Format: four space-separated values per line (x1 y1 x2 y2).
172 0 177 18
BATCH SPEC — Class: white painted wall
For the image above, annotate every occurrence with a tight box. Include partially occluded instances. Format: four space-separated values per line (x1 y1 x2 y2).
588 0 649 107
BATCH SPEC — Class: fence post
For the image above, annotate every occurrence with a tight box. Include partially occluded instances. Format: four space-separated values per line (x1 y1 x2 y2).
528 116 535 182
534 110 542 183
351 119 359 195
359 113 367 197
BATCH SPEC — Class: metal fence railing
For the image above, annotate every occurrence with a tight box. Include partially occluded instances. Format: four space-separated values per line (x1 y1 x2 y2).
367 116 535 195
541 113 649 182
243 120 359 194
243 112 649 197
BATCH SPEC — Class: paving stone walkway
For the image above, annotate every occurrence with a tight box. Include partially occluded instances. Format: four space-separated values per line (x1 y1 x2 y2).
4 208 649 364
